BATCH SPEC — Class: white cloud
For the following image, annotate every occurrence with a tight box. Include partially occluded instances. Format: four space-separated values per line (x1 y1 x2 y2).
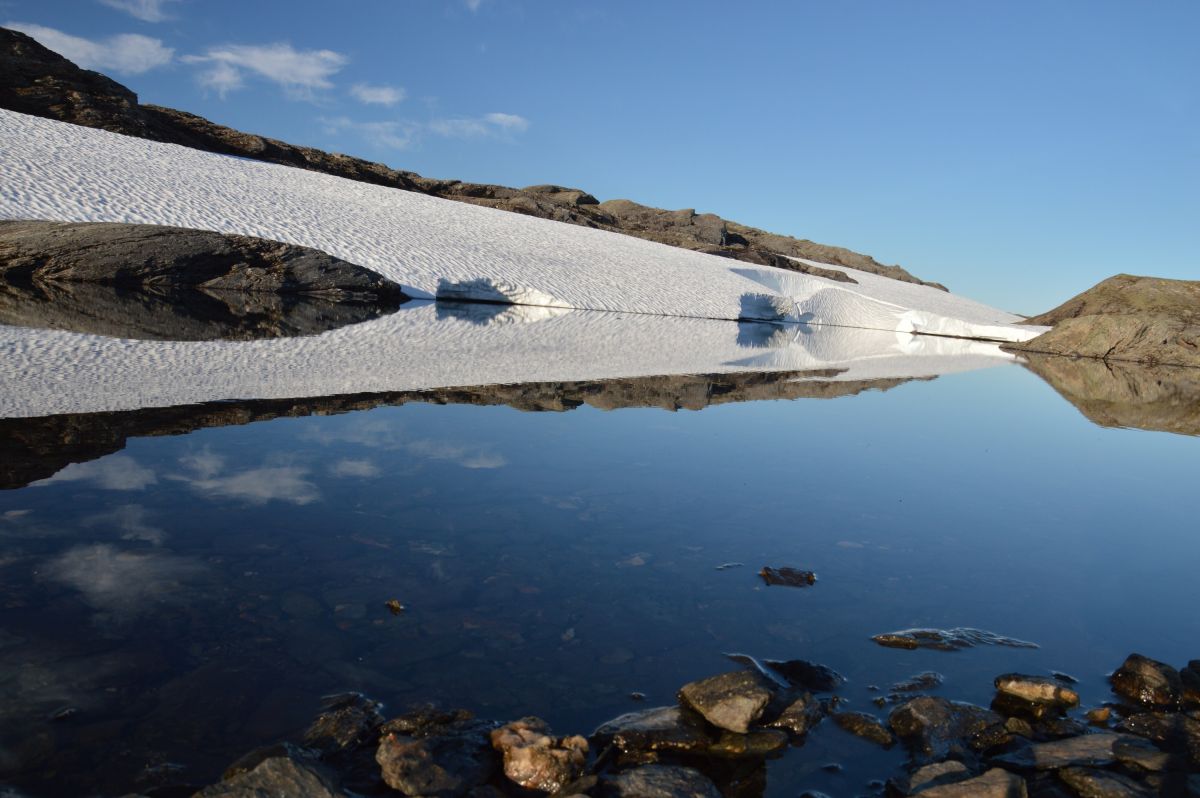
179 448 224 480
35 454 157 491
45 543 204 617
321 116 417 150
98 0 178 22
465 0 483 10
350 83 406 106
6 22 173 74
406 440 507 469
184 466 320 505
329 458 380 478
83 504 166 546
429 112 529 139
484 112 529 132
183 42 347 100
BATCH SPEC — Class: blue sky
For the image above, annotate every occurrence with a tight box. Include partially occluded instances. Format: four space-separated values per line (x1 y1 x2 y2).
4 0 1197 312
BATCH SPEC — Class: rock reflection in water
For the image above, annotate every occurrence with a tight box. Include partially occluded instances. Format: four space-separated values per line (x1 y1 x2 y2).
1020 353 1200 436
0 279 407 341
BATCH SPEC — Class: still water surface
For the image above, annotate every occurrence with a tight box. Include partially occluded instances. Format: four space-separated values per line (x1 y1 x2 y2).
1 363 1196 796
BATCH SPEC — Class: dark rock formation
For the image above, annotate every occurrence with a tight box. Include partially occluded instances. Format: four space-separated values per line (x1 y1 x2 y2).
0 26 941 289
1019 354 1200 437
1110 654 1183 709
0 369 920 490
0 220 406 299
1006 274 1200 368
0 274 401 341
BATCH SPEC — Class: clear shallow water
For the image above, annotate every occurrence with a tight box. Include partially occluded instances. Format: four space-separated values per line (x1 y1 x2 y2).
1 362 1197 796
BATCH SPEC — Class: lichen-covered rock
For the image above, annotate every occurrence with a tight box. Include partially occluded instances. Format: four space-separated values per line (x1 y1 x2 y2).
490 717 587 793
1110 654 1183 708
375 725 495 797
598 764 723 798
677 671 774 734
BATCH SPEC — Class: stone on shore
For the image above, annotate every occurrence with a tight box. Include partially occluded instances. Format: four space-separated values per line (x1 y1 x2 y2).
677 671 774 734
489 717 588 793
1110 654 1183 708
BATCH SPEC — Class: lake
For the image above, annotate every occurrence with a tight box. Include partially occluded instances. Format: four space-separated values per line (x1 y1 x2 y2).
0 314 1197 796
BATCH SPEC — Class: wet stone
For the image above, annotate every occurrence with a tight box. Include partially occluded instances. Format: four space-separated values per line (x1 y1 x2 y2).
1086 707 1112 726
764 692 824 736
1112 735 1170 772
991 733 1131 770
705 729 789 758
375 724 495 797
598 764 722 798
833 711 895 747
888 696 1004 761
910 767 1027 797
677 671 774 734
762 658 845 692
1110 654 1182 708
303 692 384 753
1057 766 1155 798
195 755 349 797
490 717 588 793
593 705 713 754
889 759 970 794
994 674 1080 709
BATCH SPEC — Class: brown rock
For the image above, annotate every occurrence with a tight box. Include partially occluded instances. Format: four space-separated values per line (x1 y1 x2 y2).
832 712 895 747
1110 654 1182 708
490 717 587 793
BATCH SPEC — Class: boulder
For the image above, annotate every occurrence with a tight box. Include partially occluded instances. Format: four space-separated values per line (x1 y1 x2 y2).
598 764 722 798
489 717 587 793
194 755 349 797
677 671 774 734
889 697 1004 761
1110 654 1182 708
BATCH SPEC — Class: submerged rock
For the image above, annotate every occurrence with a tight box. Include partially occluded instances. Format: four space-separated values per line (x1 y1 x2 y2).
871 628 1038 651
832 712 895 747
489 717 588 793
1110 654 1183 708
677 671 774 734
598 764 722 798
757 566 817 588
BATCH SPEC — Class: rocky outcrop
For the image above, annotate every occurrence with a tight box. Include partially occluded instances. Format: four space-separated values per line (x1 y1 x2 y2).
1006 274 1200 368
0 220 406 299
1019 353 1200 437
0 26 940 289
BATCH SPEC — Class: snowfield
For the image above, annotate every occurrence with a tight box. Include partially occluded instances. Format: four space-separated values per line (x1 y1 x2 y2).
0 110 1040 341
0 109 1035 417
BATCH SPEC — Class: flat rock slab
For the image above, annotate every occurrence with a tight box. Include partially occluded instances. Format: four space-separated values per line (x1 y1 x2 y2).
1057 766 1156 798
993 733 1134 770
677 671 774 734
913 767 1026 797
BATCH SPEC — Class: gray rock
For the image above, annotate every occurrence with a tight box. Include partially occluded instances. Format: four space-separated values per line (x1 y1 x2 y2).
194 756 349 797
489 717 587 793
599 764 723 798
833 711 895 747
0 220 406 300
994 674 1080 709
912 767 1026 797
593 705 713 754
992 733 1132 770
677 671 774 733
889 696 1004 761
1110 653 1183 708
1057 767 1154 798
376 724 495 797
